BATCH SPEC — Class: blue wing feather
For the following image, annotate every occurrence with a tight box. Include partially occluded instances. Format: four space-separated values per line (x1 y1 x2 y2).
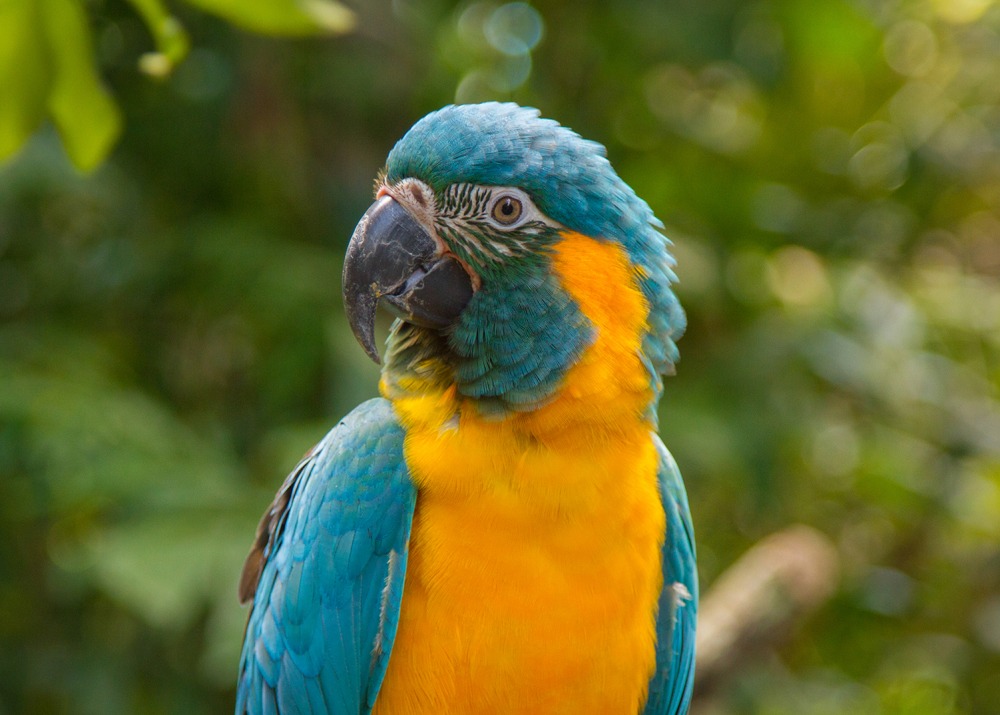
236 398 416 715
643 435 698 715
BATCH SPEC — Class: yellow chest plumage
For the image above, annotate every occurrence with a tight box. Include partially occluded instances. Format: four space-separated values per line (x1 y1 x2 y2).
373 233 666 714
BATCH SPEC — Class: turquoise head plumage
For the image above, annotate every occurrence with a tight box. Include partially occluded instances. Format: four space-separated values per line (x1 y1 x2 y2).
343 102 685 417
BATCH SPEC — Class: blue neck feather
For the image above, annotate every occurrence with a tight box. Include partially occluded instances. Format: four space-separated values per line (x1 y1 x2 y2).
448 263 592 416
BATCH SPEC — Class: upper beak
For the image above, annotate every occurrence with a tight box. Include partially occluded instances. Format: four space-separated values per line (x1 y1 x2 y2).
342 195 474 363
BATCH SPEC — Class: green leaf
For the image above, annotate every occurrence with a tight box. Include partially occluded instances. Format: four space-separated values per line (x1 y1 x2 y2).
0 0 52 162
180 0 355 36
40 0 122 172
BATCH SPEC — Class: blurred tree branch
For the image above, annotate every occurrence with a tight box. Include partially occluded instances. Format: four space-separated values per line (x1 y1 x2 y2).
693 525 841 704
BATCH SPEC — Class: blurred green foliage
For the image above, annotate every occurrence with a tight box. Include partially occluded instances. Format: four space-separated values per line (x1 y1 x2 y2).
0 0 352 170
1 0 999 713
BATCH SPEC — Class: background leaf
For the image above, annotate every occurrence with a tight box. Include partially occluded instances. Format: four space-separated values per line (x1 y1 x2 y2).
0 0 52 162
40 0 122 171
179 0 355 35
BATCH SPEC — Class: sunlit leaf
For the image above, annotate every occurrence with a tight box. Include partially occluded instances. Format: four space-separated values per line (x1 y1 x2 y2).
0 0 52 162
40 0 121 171
180 0 355 35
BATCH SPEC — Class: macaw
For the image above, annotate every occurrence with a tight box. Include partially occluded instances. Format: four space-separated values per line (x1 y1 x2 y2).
235 102 696 715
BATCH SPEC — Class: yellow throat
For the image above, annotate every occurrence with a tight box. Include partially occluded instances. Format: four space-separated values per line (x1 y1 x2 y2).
373 232 667 714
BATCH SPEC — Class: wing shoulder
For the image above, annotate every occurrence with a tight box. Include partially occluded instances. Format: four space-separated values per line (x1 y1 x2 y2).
236 398 416 715
643 434 698 715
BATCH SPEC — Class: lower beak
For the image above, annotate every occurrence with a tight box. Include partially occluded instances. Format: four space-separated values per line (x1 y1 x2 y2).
342 196 474 363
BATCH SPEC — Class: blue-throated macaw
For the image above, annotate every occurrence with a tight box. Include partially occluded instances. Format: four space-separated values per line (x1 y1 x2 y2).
235 102 697 715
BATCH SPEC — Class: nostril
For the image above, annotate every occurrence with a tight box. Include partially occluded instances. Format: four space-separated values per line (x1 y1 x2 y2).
410 187 427 208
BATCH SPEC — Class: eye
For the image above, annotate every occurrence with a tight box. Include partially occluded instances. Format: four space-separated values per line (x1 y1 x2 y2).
490 195 523 226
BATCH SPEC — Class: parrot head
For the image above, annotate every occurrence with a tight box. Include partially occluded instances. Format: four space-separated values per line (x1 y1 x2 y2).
343 102 685 418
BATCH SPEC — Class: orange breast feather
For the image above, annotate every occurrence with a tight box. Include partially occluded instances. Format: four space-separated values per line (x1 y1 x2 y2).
374 233 664 715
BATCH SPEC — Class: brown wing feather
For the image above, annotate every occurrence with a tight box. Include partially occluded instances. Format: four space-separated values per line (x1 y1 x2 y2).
237 450 316 605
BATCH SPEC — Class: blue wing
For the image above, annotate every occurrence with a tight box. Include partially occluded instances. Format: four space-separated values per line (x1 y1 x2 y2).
643 435 698 715
236 398 416 715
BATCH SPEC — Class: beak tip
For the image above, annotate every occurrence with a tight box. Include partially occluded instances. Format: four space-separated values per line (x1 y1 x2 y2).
343 287 382 365
363 341 383 365
348 308 383 365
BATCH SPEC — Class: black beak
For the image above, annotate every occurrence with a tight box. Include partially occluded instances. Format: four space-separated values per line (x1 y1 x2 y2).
343 196 474 363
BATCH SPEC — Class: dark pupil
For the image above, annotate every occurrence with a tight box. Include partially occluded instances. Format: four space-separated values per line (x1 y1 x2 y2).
501 199 515 215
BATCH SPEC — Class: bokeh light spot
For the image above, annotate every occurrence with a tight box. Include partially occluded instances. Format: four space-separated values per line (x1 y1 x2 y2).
932 0 995 23
485 3 543 56
751 183 806 233
811 422 860 483
766 245 831 308
883 20 938 77
848 122 909 192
